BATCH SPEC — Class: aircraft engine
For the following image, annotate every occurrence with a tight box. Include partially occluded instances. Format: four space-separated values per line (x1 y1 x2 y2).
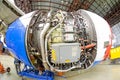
5 9 112 72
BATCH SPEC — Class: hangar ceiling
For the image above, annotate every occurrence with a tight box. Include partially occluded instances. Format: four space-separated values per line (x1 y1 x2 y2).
14 0 120 26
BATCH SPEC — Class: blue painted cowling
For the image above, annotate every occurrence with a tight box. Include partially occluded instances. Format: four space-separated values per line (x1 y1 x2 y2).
5 11 35 67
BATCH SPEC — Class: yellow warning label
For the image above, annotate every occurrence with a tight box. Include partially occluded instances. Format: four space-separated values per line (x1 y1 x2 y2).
65 59 70 63
51 49 56 61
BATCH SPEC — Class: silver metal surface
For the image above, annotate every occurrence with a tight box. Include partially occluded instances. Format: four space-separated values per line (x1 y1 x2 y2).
51 43 81 63
39 11 52 70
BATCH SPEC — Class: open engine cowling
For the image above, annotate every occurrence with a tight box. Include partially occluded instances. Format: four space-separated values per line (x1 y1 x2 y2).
5 9 112 72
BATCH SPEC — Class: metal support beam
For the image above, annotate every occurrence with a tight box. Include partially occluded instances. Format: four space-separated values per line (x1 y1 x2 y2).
31 0 69 7
104 1 120 26
15 0 32 13
80 0 95 9
68 0 81 12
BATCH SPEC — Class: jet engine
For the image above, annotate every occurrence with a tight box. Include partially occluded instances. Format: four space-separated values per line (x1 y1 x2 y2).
5 9 112 73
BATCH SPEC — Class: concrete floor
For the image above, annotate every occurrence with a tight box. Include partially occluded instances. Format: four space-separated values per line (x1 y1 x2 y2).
0 55 21 80
0 55 120 80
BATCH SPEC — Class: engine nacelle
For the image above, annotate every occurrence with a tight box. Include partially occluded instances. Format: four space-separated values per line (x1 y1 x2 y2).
5 9 112 72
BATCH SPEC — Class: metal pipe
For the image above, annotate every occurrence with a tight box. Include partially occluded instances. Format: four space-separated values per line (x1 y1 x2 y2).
45 11 64 68
40 11 52 70
45 23 61 71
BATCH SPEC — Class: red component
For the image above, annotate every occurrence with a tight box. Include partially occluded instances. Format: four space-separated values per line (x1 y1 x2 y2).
81 43 96 49
103 26 112 60
103 44 112 60
0 62 5 74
